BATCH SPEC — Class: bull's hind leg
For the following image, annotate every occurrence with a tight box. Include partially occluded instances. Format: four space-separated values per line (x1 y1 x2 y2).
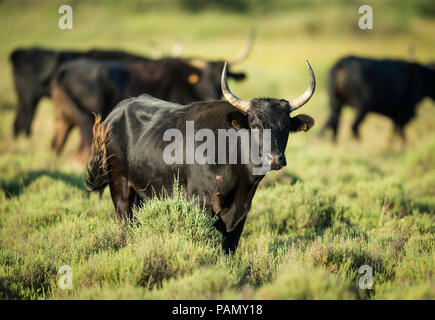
109 177 133 221
51 112 73 155
51 84 74 155
108 163 139 222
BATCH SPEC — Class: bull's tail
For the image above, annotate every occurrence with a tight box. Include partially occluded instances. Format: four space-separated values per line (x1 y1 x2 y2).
85 114 112 195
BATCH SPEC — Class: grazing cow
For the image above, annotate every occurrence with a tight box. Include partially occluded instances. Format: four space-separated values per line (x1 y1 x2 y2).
49 33 254 161
10 47 146 137
85 61 316 253
320 56 435 142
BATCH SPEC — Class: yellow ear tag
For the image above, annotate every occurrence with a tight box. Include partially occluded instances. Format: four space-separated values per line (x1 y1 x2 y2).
188 73 199 84
231 119 240 130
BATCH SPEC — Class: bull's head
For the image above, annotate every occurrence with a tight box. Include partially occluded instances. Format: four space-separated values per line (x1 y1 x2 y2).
221 61 315 171
183 31 254 101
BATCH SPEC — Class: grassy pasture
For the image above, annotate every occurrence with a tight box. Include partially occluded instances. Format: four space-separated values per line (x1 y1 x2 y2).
0 0 434 299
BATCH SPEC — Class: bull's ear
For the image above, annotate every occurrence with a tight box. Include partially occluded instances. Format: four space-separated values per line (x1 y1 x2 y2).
226 111 249 130
188 73 200 84
228 71 246 81
290 114 315 132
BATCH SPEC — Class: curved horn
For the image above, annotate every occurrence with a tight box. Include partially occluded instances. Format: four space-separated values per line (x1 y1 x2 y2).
221 62 250 112
289 60 316 112
228 30 255 65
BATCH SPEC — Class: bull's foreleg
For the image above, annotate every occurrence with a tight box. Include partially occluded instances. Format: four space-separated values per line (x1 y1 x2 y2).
214 216 247 255
319 97 342 142
109 177 136 222
13 92 39 137
393 123 406 145
320 115 340 142
351 108 368 139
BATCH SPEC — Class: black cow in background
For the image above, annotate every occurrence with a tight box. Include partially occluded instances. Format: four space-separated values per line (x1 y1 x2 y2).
320 56 435 142
49 32 255 161
10 32 253 138
10 47 146 137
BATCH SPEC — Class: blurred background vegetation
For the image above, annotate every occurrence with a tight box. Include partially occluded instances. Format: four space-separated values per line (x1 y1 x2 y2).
8 0 434 16
0 0 434 299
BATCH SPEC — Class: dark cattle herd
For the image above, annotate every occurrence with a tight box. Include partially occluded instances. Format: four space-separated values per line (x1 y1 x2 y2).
8 34 434 253
49 34 252 161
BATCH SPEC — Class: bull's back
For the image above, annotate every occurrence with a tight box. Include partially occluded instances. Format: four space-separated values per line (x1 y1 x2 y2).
104 94 185 195
331 56 409 109
54 59 132 115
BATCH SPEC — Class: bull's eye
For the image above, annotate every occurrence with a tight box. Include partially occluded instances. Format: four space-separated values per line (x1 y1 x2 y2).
231 119 241 130
188 73 199 84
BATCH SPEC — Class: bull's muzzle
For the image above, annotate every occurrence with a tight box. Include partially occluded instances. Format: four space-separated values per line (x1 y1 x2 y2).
265 152 286 170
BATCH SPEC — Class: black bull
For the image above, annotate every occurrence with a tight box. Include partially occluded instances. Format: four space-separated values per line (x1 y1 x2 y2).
10 47 146 136
320 56 435 141
85 62 316 253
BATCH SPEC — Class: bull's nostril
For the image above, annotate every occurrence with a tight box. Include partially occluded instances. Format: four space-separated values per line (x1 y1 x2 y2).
264 153 286 169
